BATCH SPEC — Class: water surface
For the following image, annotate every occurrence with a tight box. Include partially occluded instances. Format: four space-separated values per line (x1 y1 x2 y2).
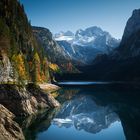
23 82 140 140
58 81 111 85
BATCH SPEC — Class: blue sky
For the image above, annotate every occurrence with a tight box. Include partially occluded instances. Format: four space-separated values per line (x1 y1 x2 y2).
20 0 140 39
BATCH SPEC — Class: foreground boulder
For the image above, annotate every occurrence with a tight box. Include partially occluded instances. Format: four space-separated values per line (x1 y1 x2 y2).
0 104 25 140
0 84 60 116
26 84 60 108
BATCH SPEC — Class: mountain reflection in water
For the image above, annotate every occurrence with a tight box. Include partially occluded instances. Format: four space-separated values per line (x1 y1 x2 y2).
52 95 119 134
22 83 140 140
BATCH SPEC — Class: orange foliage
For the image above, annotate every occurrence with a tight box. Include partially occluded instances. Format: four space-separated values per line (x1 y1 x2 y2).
49 63 59 72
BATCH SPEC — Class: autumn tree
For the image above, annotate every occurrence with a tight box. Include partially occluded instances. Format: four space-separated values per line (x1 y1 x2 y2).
32 52 42 83
12 53 27 83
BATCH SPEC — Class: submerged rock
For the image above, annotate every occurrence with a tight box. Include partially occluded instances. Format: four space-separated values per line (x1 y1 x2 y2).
0 104 25 140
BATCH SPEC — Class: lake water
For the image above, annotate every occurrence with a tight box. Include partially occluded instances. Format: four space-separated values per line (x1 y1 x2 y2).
23 82 140 140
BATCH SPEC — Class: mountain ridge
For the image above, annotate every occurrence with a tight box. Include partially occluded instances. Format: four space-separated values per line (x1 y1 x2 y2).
32 26 79 73
55 9 140 81
54 26 120 64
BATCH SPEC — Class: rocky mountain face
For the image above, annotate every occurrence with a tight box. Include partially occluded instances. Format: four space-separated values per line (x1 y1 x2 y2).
32 26 78 73
113 9 140 59
54 26 119 64
121 9 140 46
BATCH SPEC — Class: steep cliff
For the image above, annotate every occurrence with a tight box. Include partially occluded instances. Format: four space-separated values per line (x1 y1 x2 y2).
0 0 50 84
32 26 78 73
0 1 60 139
114 9 140 59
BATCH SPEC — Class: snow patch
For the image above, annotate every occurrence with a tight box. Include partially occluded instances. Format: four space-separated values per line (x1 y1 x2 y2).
55 36 74 41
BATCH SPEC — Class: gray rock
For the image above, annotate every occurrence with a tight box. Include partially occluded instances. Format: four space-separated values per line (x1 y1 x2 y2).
0 84 60 117
0 104 25 140
0 51 14 83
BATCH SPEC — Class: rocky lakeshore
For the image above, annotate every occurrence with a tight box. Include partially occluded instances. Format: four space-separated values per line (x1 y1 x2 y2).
0 83 60 140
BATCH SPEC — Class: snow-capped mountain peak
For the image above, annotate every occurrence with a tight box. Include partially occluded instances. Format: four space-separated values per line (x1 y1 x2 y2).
54 31 74 42
54 26 120 64
54 26 119 47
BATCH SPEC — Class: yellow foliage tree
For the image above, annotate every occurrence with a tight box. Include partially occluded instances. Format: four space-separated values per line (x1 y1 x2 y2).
12 54 27 82
34 52 40 63
33 52 42 83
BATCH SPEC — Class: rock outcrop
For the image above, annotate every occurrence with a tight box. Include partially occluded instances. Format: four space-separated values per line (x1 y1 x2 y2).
0 104 25 140
0 51 14 83
26 84 60 109
0 84 60 117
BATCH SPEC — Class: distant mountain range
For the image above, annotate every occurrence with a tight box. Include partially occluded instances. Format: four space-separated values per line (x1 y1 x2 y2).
54 26 120 64
55 9 140 81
